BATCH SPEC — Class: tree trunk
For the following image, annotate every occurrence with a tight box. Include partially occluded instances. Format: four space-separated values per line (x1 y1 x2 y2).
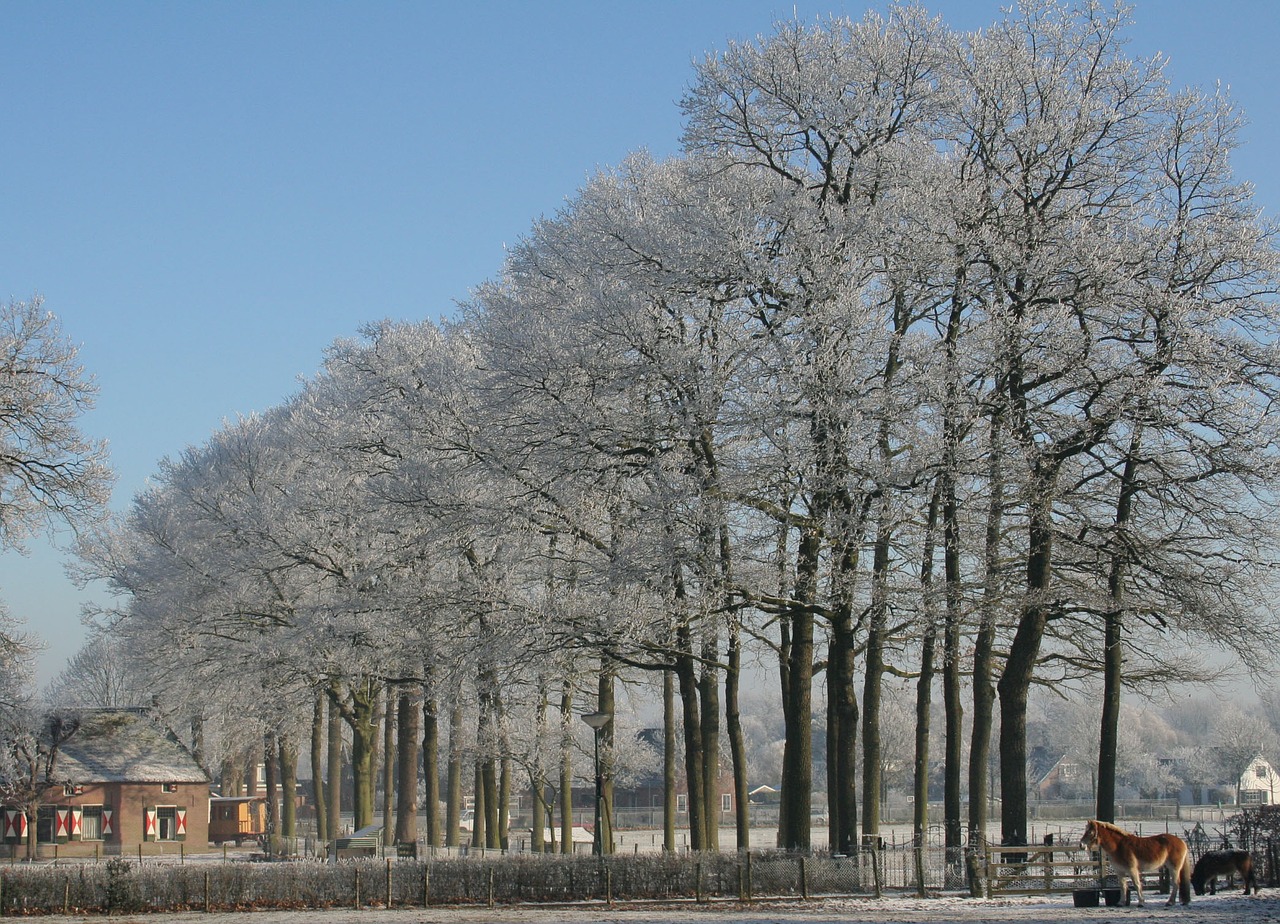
531 687 549 853
559 683 574 854
482 757 500 850
674 626 705 850
828 559 860 855
382 684 396 846
499 753 511 850
369 687 382 833
597 667 615 854
190 715 206 776
279 734 297 845
663 668 677 852
824 490 867 855
778 526 817 852
396 685 420 846
861 501 891 840
445 695 463 847
969 410 1005 852
342 678 380 830
698 636 719 852
942 462 965 861
477 671 501 849
726 622 750 851
311 691 328 843
422 688 441 846
264 732 279 847
997 483 1056 845
914 624 937 843
940 283 967 862
472 760 486 848
531 772 546 852
1098 437 1141 822
914 487 941 853
327 692 343 841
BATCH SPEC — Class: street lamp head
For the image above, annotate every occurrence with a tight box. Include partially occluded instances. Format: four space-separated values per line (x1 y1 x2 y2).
580 710 612 731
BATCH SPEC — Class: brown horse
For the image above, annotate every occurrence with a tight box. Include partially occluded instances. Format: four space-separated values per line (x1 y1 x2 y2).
1079 819 1191 906
1191 849 1258 895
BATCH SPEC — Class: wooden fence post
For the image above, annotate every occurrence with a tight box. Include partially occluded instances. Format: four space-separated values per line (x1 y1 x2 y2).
385 858 392 908
799 856 807 900
422 863 430 907
204 870 210 913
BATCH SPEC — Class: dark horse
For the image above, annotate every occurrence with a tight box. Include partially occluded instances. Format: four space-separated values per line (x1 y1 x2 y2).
1192 849 1258 895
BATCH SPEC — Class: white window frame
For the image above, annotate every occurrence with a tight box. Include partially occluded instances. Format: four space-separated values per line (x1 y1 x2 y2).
156 805 179 841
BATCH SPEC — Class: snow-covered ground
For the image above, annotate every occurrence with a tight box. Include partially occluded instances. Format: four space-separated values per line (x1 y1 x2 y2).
31 890 1279 924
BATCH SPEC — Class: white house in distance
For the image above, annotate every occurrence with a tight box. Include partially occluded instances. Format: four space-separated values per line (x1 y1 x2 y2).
1238 754 1278 805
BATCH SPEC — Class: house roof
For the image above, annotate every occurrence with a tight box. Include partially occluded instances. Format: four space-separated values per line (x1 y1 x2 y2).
1028 746 1065 785
51 709 209 785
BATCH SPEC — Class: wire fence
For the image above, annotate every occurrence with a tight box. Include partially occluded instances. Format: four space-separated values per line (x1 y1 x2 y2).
0 847 966 915
0 834 1273 915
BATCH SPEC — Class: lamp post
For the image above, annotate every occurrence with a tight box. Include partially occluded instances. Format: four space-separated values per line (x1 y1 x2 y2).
580 710 611 856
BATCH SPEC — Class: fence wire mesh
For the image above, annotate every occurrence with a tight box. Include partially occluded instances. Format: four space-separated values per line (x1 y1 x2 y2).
0 839 1269 914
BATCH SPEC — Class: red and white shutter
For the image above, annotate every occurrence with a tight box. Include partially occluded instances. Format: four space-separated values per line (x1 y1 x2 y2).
144 808 157 840
70 808 82 839
55 808 70 839
101 808 113 837
2 809 20 839
175 808 187 837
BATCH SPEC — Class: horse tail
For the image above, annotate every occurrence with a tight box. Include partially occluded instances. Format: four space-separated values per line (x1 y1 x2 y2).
1179 853 1192 904
1243 855 1258 894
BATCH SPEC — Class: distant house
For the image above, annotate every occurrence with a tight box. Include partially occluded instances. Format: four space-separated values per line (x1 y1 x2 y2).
749 784 780 805
1238 754 1278 805
2 708 210 857
1029 746 1088 800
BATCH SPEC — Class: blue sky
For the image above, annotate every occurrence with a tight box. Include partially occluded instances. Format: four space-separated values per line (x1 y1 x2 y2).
2 1 1278 688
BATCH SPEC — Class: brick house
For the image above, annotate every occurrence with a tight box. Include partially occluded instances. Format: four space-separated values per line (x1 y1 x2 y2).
2 708 210 858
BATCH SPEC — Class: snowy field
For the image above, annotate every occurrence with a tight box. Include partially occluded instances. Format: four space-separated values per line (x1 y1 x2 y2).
29 891 1279 924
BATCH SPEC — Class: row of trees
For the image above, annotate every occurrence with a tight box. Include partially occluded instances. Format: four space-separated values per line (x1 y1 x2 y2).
70 0 1280 857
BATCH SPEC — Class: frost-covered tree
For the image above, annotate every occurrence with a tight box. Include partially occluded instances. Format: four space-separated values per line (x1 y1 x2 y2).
0 297 111 552
0 297 109 727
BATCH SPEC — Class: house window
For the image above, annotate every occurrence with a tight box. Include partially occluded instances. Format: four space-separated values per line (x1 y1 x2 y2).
676 794 687 813
81 806 103 840
721 793 732 812
162 783 178 794
1257 766 1269 779
36 805 56 843
156 806 178 840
